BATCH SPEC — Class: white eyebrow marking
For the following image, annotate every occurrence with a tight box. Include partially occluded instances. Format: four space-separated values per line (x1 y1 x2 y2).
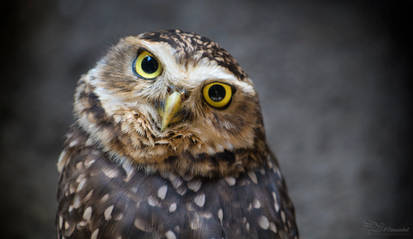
138 40 256 96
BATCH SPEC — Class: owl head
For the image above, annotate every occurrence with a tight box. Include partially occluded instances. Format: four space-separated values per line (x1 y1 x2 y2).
74 29 268 177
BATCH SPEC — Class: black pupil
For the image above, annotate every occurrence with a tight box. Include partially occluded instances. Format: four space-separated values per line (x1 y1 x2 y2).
208 84 226 102
141 55 158 74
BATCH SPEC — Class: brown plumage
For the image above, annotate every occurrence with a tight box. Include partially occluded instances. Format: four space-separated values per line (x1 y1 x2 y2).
57 29 298 239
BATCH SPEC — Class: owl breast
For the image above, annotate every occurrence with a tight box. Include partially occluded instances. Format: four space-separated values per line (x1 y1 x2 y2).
57 127 298 239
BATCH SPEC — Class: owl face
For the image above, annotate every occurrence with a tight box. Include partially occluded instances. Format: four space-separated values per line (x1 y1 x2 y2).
75 30 267 176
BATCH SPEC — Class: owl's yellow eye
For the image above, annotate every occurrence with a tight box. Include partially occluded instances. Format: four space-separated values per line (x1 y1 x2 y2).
202 82 233 109
133 50 163 79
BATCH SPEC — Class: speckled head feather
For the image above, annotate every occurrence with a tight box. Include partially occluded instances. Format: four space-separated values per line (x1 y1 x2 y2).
140 29 248 80
57 29 298 239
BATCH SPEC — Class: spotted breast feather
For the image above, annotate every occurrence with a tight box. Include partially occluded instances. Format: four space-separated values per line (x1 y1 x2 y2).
57 127 298 239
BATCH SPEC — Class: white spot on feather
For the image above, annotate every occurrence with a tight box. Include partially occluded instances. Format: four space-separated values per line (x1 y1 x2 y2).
72 195 81 209
69 140 78 148
281 210 286 223
270 222 277 233
169 202 177 213
59 216 63 229
84 189 94 201
168 174 183 189
248 171 258 184
272 192 280 212
258 215 269 230
194 193 205 207
102 168 118 178
165 230 176 239
101 194 109 203
64 221 70 230
147 195 160 207
157 185 168 200
91 229 99 239
224 177 236 186
104 205 114 221
253 199 261 209
84 159 95 168
218 208 223 225
187 180 202 192
57 151 68 173
76 178 86 192
83 207 92 221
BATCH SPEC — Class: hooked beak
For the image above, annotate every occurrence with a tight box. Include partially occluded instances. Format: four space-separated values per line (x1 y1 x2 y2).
160 91 183 131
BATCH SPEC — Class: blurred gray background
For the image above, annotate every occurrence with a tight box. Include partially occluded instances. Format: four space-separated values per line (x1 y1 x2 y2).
1 0 412 238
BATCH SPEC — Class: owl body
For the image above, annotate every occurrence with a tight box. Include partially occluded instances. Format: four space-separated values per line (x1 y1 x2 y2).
57 30 298 239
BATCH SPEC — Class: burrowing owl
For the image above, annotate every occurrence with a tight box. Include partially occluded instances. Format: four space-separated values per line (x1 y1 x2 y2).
57 29 298 239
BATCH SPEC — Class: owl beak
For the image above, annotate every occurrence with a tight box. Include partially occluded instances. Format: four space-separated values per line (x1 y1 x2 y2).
161 91 182 131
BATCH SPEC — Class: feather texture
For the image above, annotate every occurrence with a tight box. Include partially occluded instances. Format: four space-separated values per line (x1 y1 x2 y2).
57 29 299 238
